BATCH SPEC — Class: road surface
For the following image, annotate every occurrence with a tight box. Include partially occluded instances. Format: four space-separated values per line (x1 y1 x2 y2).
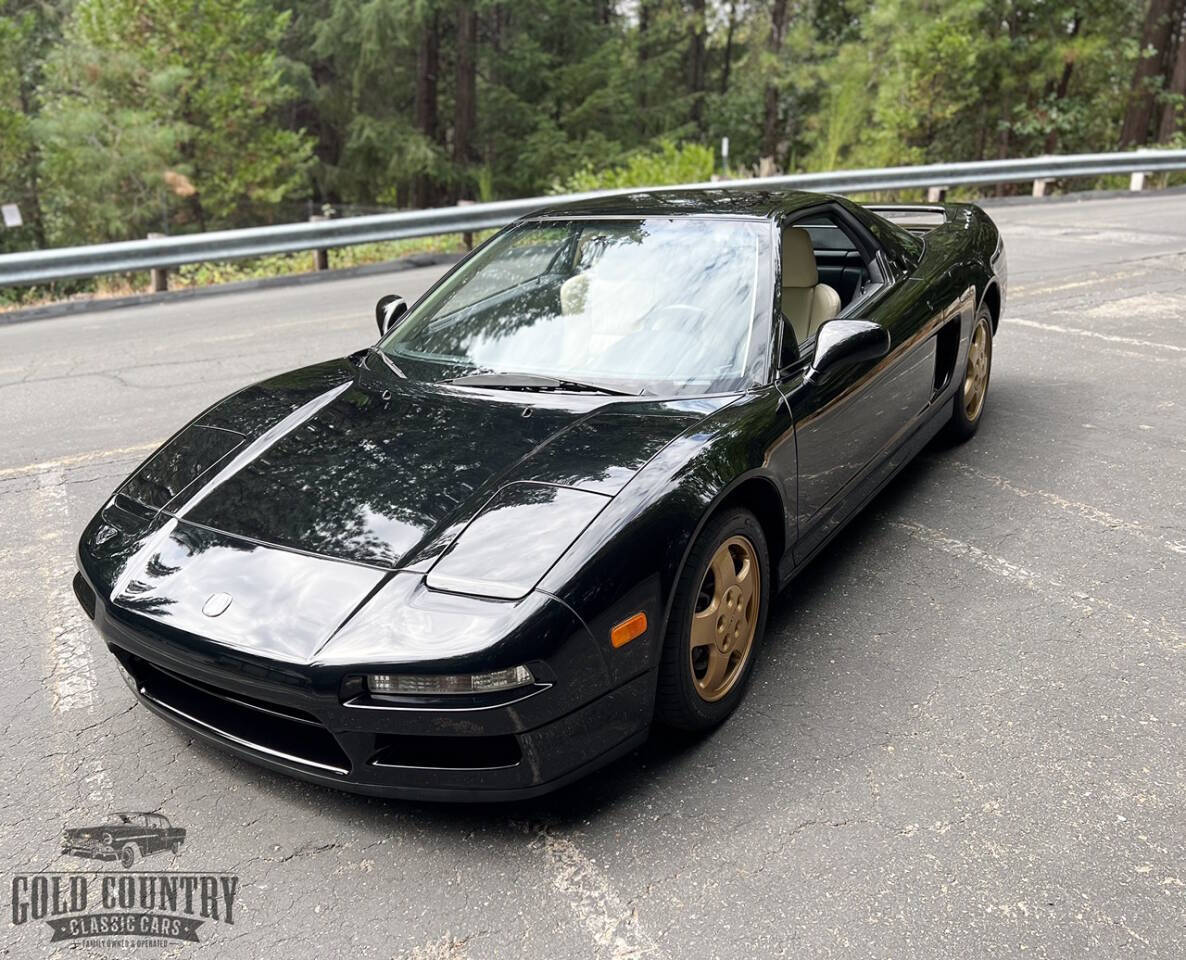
1 192 1184 958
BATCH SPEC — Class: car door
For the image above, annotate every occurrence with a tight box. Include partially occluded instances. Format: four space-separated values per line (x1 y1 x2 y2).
778 206 945 561
147 815 165 853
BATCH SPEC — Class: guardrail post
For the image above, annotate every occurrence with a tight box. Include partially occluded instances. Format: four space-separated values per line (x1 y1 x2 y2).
1130 171 1148 191
309 215 329 270
458 199 475 250
1032 178 1054 197
926 186 948 202
146 233 168 292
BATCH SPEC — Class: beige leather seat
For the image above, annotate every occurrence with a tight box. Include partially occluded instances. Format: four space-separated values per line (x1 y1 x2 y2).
560 271 591 315
781 227 841 344
559 270 654 362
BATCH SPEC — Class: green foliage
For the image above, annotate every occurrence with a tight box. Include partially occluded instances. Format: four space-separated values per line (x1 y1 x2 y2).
555 141 716 193
1 0 1176 296
0 2 59 252
34 0 314 244
0 17 33 231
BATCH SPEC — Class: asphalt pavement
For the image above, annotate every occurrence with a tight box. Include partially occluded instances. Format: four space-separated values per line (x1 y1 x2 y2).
1 191 1184 959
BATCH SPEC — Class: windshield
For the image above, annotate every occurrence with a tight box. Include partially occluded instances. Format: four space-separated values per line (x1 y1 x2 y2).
380 217 772 396
103 814 134 825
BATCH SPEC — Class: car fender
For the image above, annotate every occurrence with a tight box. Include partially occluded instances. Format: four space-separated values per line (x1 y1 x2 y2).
538 388 793 685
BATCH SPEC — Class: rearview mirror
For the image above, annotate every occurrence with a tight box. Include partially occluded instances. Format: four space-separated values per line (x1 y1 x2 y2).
804 319 890 386
375 295 408 336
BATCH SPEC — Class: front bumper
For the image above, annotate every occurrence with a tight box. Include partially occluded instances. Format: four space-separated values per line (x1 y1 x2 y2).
61 844 116 862
78 573 655 802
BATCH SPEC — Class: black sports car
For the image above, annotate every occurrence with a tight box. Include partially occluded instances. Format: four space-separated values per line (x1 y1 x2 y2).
75 188 1005 801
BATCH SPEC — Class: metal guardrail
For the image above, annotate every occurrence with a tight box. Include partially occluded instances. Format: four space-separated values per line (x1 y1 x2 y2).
3 149 1186 287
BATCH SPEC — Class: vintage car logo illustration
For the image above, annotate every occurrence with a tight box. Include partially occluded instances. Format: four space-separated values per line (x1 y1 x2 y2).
61 811 185 869
201 592 233 617
11 812 237 948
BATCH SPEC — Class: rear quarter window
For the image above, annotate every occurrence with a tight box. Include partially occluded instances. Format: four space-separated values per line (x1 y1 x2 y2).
797 218 857 252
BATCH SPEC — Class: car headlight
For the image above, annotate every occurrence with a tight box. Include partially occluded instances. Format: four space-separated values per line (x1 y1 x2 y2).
367 665 534 695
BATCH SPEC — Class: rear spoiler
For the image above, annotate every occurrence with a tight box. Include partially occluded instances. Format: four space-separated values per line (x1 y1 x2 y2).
862 204 949 235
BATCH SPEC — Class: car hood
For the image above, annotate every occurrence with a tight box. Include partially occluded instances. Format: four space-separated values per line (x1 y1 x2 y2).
120 356 728 570
64 826 122 839
88 357 732 664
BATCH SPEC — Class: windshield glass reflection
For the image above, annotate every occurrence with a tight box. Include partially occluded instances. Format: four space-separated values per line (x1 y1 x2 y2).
381 217 769 396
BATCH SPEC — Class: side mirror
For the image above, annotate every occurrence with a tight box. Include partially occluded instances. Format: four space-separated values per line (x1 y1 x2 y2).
375 295 408 336
804 319 890 386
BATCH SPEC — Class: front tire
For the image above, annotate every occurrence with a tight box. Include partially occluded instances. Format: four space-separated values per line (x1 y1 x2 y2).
119 844 138 869
655 508 770 732
946 305 994 442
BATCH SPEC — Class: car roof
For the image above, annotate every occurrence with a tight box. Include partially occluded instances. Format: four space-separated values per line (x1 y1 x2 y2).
527 187 831 221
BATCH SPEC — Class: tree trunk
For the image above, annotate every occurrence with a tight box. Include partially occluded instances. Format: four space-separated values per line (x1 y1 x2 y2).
994 125 1011 197
687 0 707 131
637 0 651 135
294 59 340 205
1045 14 1081 153
454 0 478 192
1120 0 1176 146
412 10 441 207
761 0 790 164
485 4 505 174
720 0 737 95
15 82 46 248
179 93 208 232
1158 4 1186 141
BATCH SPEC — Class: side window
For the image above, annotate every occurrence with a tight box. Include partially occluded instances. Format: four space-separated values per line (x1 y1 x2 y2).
792 210 883 313
796 216 857 254
778 207 890 361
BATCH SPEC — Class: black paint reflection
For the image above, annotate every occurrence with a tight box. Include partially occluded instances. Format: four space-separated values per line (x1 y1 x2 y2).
427 483 610 599
169 363 724 570
109 521 385 663
121 425 244 511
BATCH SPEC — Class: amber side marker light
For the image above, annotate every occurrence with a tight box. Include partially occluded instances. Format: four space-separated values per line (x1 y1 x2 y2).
611 612 648 648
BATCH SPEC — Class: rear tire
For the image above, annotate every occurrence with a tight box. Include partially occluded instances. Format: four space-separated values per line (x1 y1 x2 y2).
655 508 770 732
946 304 994 443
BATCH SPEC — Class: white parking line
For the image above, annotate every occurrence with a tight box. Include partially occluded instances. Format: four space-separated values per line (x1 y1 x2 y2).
0 441 159 480
34 470 99 713
893 520 1186 649
1010 266 1154 298
1007 317 1186 353
943 459 1186 556
528 824 664 960
31 469 114 810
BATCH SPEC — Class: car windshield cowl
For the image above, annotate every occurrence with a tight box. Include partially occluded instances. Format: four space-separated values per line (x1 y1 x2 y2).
443 370 645 396
379 216 772 398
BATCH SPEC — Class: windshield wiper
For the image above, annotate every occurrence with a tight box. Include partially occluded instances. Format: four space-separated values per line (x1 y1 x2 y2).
443 371 642 396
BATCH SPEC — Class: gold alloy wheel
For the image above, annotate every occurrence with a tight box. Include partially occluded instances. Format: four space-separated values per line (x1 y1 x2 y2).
689 535 760 702
963 315 992 422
